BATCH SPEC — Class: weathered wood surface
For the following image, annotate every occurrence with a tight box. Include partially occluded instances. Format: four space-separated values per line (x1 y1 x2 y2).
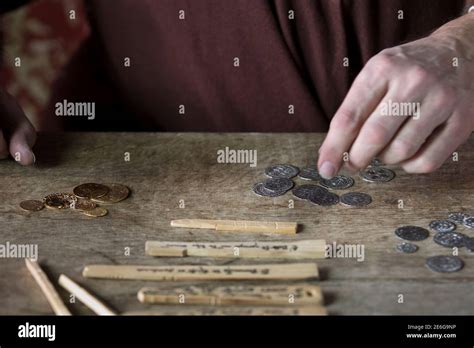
0 132 473 315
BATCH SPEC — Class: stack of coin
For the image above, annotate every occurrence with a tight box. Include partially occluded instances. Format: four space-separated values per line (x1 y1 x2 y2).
19 183 130 218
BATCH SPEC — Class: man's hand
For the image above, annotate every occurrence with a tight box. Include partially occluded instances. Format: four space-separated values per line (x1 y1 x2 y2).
318 13 474 178
0 89 36 165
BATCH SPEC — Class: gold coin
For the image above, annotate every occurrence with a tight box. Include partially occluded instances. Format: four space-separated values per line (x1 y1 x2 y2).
73 199 97 211
92 184 130 204
73 183 109 199
82 207 108 217
44 193 77 209
19 200 44 212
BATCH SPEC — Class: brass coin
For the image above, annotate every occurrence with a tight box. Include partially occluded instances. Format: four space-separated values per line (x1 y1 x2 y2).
82 207 108 217
20 200 44 212
92 184 130 204
44 193 77 209
73 183 109 199
73 199 97 211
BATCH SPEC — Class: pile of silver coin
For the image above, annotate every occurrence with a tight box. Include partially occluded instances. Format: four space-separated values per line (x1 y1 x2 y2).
253 162 395 207
395 212 474 273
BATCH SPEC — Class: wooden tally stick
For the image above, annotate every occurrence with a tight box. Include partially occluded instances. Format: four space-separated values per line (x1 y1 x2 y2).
145 240 327 259
170 219 298 235
82 263 319 281
58 275 116 316
25 259 71 316
137 284 323 306
123 306 327 316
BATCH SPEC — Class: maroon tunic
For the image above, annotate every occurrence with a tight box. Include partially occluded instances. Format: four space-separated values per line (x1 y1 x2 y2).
44 0 473 131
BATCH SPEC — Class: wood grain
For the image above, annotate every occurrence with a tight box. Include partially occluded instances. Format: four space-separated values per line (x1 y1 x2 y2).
0 132 473 315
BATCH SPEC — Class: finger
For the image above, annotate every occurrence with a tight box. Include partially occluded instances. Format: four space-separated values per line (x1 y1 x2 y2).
0 92 37 165
378 88 454 164
400 114 471 173
0 129 9 159
318 59 389 178
345 94 412 170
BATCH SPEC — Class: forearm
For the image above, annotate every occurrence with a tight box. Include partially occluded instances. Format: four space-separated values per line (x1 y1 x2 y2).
431 11 474 60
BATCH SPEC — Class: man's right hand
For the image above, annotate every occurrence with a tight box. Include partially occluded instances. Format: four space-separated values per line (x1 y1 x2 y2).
0 89 36 165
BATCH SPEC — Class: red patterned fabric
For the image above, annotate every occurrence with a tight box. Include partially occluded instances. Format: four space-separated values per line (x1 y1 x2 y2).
0 0 89 129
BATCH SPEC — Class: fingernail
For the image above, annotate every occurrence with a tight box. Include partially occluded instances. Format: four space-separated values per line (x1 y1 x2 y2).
319 161 337 179
31 150 36 164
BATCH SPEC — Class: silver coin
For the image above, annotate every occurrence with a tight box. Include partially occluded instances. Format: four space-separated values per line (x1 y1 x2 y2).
465 237 474 252
395 226 429 241
309 192 340 206
463 216 474 229
359 167 395 183
263 178 294 193
426 255 464 273
252 183 285 197
447 212 470 224
298 167 320 181
340 192 372 207
320 175 354 190
433 231 467 248
264 164 300 179
429 220 456 233
292 185 327 200
396 242 419 254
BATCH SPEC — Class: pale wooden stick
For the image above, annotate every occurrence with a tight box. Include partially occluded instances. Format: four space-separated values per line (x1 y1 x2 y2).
137 284 323 306
58 275 116 316
123 306 327 316
25 259 71 316
83 263 319 281
171 219 297 235
145 240 326 259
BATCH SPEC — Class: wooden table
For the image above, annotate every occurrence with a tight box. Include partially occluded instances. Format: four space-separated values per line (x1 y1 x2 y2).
1 132 473 315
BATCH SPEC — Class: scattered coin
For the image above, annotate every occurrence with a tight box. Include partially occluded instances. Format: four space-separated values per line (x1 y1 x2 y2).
463 216 474 229
320 175 354 190
263 178 294 193
447 212 470 224
19 200 44 212
429 220 456 233
426 255 464 273
465 237 474 252
359 167 395 183
340 192 372 207
82 207 108 217
396 242 419 254
73 183 109 199
309 191 340 206
395 226 429 241
298 167 320 181
433 231 467 248
264 164 300 179
44 193 77 209
73 199 97 211
252 183 285 197
92 184 130 204
292 185 327 200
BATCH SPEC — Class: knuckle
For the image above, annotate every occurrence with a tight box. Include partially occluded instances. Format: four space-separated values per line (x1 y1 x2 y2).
364 122 391 146
387 138 417 162
368 53 395 75
331 109 359 130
